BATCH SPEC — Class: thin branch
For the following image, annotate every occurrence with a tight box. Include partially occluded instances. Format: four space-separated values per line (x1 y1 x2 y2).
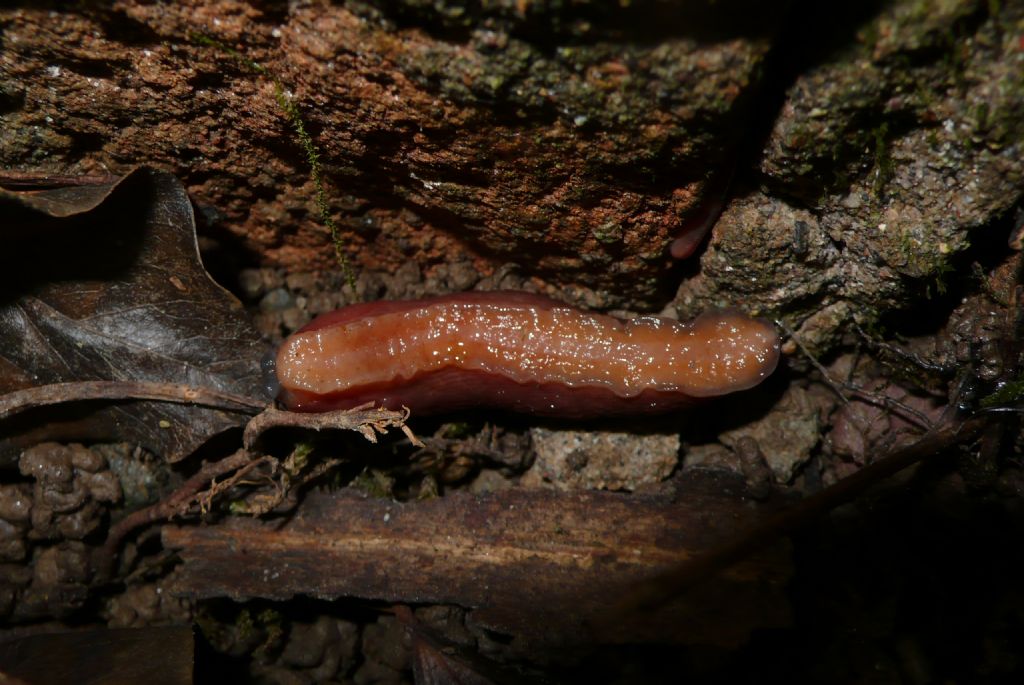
96 404 423 579
852 322 952 375
843 386 936 432
776 319 851 404
777 319 935 431
199 455 279 514
243 404 424 449
95 449 254 580
0 380 266 420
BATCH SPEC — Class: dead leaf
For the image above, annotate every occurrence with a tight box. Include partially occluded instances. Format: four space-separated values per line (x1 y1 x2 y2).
0 167 271 463
395 607 533 685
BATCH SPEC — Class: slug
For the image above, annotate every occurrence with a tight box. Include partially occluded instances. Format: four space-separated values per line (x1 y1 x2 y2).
670 172 734 259
275 291 780 417
669 192 724 259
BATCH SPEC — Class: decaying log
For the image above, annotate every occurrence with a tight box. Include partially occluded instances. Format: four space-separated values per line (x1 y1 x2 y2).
164 471 791 646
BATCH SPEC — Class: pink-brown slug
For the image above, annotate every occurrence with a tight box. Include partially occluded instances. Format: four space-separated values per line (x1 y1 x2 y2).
669 173 733 259
669 193 725 259
276 290 778 413
275 291 780 417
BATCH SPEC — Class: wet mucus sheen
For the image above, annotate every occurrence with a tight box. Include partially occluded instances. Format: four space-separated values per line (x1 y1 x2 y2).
276 292 780 417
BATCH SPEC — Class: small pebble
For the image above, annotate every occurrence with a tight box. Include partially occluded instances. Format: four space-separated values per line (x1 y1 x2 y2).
285 272 317 292
260 288 294 313
281 307 311 332
238 269 264 299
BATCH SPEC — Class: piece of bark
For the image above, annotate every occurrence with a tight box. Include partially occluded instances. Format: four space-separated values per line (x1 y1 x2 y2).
675 3 1024 350
164 471 791 647
2 2 1020 323
0 1 785 309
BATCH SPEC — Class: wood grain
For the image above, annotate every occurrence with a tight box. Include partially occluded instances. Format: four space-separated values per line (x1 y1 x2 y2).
164 472 791 646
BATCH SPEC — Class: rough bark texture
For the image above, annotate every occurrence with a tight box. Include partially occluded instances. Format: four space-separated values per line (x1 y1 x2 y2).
675 0 1024 347
163 474 792 647
0 0 787 310
4 1 1020 325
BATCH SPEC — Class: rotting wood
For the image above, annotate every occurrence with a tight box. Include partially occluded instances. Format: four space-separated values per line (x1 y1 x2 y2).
164 471 791 646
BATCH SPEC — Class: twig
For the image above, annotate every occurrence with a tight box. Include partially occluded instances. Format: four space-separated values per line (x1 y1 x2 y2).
243 404 424 449
852 322 952 375
240 456 344 516
776 319 850 404
0 172 121 187
0 380 266 420
95 449 253 580
197 455 278 514
777 320 935 431
843 386 936 432
97 404 423 579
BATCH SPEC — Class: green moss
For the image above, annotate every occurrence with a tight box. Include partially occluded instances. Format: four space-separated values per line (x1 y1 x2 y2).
980 377 1024 408
987 0 1002 26
195 605 284 660
352 468 395 498
235 608 256 641
859 21 881 55
974 101 990 131
927 259 955 296
440 422 474 439
887 223 961 286
191 33 355 290
194 611 225 649
939 26 969 90
283 441 314 476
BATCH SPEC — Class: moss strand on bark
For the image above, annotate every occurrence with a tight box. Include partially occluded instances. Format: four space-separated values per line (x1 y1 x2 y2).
190 32 356 291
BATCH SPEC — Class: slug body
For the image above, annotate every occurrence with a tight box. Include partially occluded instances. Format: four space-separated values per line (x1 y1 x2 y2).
276 291 780 417
669 193 725 259
670 172 735 260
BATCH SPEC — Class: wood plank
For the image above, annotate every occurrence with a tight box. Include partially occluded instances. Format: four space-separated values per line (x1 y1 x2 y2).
164 472 791 645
